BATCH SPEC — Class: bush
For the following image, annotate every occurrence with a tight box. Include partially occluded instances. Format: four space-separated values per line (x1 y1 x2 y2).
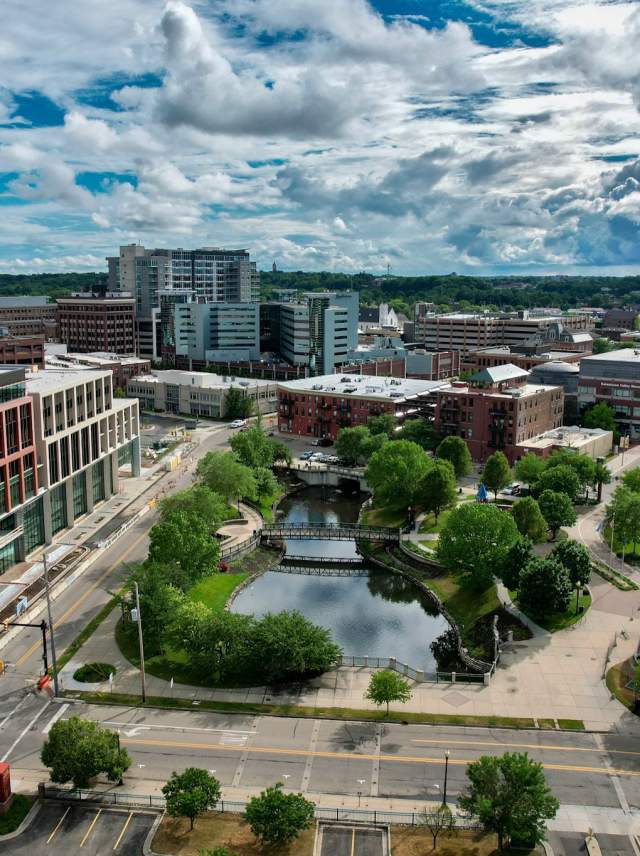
245 784 315 847
73 662 116 683
518 558 572 618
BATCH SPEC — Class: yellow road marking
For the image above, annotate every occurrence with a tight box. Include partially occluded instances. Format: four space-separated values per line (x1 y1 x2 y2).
413 737 640 758
351 827 356 856
79 809 102 848
121 736 640 779
113 811 133 851
16 528 149 668
46 806 70 844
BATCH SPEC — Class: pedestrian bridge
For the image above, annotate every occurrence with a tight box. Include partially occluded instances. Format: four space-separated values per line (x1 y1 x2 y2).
260 522 400 542
277 555 368 576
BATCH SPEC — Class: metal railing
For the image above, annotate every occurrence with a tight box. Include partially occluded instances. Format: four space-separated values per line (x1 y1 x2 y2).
261 522 400 542
337 655 486 684
41 785 482 829
220 533 260 560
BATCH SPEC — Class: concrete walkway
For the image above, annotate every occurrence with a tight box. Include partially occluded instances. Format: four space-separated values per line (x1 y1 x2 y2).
217 503 263 552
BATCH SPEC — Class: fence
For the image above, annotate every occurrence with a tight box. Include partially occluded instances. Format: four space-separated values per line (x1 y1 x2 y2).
337 655 486 684
40 785 482 829
220 533 260 560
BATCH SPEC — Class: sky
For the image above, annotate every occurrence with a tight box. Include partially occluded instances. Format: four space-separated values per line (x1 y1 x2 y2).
1 0 640 277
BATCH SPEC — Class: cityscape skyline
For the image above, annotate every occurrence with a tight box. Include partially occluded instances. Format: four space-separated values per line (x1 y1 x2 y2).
0 0 639 277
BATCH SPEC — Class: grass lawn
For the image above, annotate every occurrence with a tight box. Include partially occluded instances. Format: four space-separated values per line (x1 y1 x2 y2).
391 827 537 856
0 795 32 835
153 812 316 855
517 591 592 633
606 658 638 710
361 504 407 528
188 572 248 613
256 484 285 522
603 524 640 563
428 573 500 636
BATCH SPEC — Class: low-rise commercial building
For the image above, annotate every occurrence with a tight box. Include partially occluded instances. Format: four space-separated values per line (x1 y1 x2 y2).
45 346 151 391
127 370 277 418
57 293 136 355
277 374 447 439
0 296 58 339
603 308 638 330
518 426 613 460
0 333 45 368
462 346 583 373
434 364 564 464
578 348 640 440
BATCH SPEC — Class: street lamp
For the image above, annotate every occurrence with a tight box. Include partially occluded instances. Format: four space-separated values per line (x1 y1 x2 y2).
442 750 450 806
42 552 60 696
357 779 366 808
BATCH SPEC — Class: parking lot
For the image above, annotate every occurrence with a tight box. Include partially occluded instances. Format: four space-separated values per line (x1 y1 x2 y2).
9 802 158 856
318 824 387 856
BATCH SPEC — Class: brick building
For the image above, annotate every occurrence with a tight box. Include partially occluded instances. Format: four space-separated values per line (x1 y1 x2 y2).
461 346 583 374
578 348 640 440
56 294 136 355
434 364 564 465
0 296 58 339
0 334 45 368
277 374 447 440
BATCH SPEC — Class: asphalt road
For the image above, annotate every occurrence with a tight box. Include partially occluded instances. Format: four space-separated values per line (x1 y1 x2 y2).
7 802 157 855
5 702 640 814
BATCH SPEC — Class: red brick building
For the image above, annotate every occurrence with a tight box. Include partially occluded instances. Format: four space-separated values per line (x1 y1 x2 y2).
277 373 448 440
434 364 564 465
461 346 583 374
56 294 136 355
0 335 45 368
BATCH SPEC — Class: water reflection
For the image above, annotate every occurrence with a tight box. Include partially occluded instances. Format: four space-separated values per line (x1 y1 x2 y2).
231 486 451 672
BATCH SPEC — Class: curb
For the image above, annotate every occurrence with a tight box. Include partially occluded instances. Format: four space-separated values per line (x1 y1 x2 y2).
0 799 42 841
142 810 165 856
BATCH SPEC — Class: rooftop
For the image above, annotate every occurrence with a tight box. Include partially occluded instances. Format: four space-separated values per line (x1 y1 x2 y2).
518 425 613 452
581 348 640 362
133 370 275 389
26 367 112 393
471 364 529 384
0 296 51 307
278 373 446 400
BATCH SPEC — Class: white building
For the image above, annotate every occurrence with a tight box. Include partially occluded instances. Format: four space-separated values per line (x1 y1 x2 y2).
127 370 277 418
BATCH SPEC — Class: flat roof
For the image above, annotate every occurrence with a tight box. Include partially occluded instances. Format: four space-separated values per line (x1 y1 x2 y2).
0 296 51 307
132 370 275 389
581 348 640 362
443 382 560 399
26 367 112 393
278 373 446 400
471 364 529 383
518 426 612 451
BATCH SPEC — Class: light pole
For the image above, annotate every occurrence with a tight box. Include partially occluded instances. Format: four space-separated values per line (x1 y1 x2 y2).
357 779 366 808
42 552 60 696
442 750 450 806
133 581 147 703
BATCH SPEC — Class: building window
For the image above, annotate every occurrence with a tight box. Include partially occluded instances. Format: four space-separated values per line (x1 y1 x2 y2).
23 498 45 554
0 541 17 573
92 462 105 504
48 443 59 484
5 408 18 454
9 460 21 508
24 453 35 499
60 437 70 479
73 472 87 518
20 404 32 447
50 483 67 534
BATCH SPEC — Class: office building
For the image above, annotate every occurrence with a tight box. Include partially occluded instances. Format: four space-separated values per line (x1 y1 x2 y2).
174 302 260 367
0 296 58 339
56 294 136 355
127 370 277 417
603 309 638 330
462 346 583 374
277 374 447 440
278 292 358 375
433 364 564 464
0 366 140 573
528 361 580 423
578 348 640 439
45 345 150 391
0 333 45 368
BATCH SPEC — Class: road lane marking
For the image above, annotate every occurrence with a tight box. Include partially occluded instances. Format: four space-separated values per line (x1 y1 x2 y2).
351 827 356 856
120 735 640 779
16 528 149 668
80 809 102 848
113 811 133 850
101 720 255 736
595 733 630 813
0 694 29 731
46 806 70 844
412 737 640 758
1 698 51 762
42 703 70 734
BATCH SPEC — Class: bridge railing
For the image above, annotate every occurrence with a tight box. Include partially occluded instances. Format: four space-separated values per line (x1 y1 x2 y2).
337 655 486 684
262 522 399 537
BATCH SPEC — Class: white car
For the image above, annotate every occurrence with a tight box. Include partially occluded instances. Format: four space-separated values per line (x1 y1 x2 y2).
229 419 247 429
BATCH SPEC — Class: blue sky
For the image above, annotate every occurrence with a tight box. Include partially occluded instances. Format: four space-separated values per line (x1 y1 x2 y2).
0 0 639 275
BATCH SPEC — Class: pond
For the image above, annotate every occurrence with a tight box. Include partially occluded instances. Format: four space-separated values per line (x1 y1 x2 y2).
231 487 451 674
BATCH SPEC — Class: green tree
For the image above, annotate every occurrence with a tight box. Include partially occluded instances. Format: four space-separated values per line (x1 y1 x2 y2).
546 450 596 499
438 503 519 588
551 539 592 614
148 511 220 584
245 784 315 847
41 717 131 789
430 628 461 672
514 453 546 488
335 426 374 466
367 413 397 437
592 337 613 355
253 466 278 500
512 496 548 543
593 460 611 503
364 669 412 714
253 611 342 683
535 465 580 502
399 418 440 451
230 425 273 469
518 558 572 618
159 485 228 533
499 537 534 591
128 562 185 655
482 451 512 500
436 436 472 477
583 401 616 433
622 467 640 494
365 440 431 510
416 459 457 523
202 849 241 856
458 752 559 850
270 439 292 466
538 490 577 539
225 386 255 420
606 486 640 555
162 768 221 831
196 451 257 503
420 804 455 851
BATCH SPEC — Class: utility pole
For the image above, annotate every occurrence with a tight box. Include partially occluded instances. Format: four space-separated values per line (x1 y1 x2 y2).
134 581 147 702
442 750 450 805
43 552 60 696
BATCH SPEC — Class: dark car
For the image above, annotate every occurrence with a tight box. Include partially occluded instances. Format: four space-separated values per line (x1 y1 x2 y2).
318 437 334 447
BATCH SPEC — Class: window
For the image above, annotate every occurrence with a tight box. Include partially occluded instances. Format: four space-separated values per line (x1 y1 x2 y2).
23 498 44 554
72 472 87 518
92 462 105 504
50 483 67 534
48 443 59 484
20 404 32 447
60 437 70 479
71 432 80 471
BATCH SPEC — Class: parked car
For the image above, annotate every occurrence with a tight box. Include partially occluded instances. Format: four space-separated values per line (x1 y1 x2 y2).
230 419 247 428
300 451 314 460
318 437 334 447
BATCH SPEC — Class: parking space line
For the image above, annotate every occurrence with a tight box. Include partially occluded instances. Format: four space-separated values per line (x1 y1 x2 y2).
351 828 356 856
113 812 133 851
79 809 102 848
43 703 70 734
46 807 70 844
1 698 51 762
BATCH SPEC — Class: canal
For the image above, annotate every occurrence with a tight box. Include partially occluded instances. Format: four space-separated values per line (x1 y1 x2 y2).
231 486 451 674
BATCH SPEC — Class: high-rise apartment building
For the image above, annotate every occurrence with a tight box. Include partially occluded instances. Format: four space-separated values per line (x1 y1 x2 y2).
56 294 136 355
174 302 260 368
278 292 359 375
